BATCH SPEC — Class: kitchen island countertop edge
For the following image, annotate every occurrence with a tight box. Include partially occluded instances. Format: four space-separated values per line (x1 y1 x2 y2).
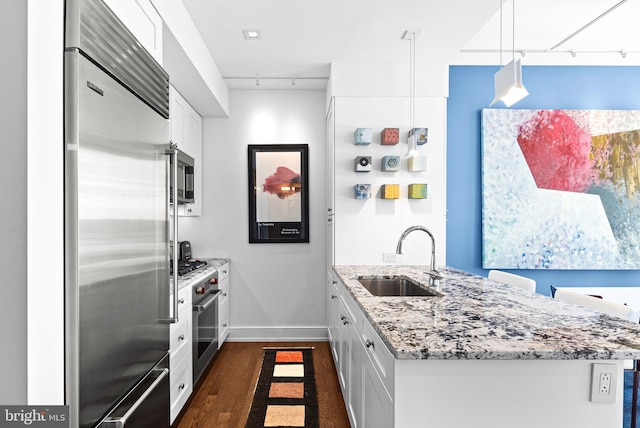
333 265 640 361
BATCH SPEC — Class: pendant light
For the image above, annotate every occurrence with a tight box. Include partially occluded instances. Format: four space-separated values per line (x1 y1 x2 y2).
403 30 421 157
490 0 528 107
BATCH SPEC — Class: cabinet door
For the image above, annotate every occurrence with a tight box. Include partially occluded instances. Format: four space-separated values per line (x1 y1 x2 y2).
170 86 185 147
347 323 364 428
169 85 202 216
337 299 350 393
181 99 201 216
103 0 163 64
326 98 335 271
169 352 193 424
327 276 338 347
217 263 230 347
362 350 393 428
218 298 229 348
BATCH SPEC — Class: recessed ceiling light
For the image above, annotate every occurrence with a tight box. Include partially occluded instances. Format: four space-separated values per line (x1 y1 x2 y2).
242 30 262 40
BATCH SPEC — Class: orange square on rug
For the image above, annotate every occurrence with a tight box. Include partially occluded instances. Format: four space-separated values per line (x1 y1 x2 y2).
269 382 304 399
264 405 305 427
275 350 304 363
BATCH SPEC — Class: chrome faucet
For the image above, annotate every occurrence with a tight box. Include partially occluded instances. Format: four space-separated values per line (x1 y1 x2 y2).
396 225 438 273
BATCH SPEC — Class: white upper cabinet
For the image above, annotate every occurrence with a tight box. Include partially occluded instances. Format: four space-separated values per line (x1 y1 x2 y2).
170 85 202 216
103 0 163 64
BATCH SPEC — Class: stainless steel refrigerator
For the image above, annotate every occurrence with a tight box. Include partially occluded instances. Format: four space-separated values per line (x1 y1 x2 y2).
64 0 175 426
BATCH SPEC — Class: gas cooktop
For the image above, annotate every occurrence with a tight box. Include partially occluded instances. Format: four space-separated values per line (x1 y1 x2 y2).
172 259 208 276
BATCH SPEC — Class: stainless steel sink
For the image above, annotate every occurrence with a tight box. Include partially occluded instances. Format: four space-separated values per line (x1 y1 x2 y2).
357 275 443 297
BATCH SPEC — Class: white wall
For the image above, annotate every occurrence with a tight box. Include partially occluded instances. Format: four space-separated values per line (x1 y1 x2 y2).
27 0 65 404
332 96 447 266
0 0 28 404
329 62 449 267
179 90 328 340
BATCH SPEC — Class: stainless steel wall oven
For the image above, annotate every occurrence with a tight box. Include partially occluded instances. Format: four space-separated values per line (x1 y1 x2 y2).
192 272 220 383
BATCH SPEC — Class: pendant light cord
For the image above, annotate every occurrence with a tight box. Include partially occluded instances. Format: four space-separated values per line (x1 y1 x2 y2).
512 0 516 63
499 0 503 66
410 32 415 131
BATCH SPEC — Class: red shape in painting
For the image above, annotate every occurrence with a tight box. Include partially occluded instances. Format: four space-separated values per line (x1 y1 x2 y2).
263 166 301 199
517 110 593 193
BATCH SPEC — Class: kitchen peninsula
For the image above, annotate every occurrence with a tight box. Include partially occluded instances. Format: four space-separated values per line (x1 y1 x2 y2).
328 265 640 428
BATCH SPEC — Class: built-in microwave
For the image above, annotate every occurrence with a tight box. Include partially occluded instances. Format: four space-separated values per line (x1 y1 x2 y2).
170 148 195 204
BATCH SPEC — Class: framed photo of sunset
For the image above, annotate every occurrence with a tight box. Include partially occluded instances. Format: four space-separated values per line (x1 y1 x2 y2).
481 109 640 270
248 144 309 243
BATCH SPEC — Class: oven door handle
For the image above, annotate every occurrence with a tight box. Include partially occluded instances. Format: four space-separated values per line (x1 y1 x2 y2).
193 290 220 312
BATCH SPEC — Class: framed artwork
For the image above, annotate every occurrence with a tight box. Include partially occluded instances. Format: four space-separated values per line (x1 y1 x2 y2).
248 144 309 243
482 108 640 270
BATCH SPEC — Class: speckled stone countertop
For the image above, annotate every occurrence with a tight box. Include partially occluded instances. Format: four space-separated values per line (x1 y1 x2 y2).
333 265 640 361
171 258 230 292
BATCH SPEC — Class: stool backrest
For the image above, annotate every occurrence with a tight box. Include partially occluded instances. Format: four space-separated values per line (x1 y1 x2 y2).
554 288 640 323
488 270 536 293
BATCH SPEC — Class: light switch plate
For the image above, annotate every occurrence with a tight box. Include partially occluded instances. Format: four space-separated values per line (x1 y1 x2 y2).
383 253 398 262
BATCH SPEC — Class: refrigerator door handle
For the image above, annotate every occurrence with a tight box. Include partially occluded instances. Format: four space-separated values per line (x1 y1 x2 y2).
98 367 169 427
166 144 179 323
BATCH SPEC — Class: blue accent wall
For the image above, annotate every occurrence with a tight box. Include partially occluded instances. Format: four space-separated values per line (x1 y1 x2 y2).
447 66 640 295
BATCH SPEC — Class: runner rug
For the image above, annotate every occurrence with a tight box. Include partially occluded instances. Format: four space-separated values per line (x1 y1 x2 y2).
245 347 319 428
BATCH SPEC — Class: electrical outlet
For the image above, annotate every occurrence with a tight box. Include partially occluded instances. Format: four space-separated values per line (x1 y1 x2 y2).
591 363 618 403
600 373 611 394
383 253 398 263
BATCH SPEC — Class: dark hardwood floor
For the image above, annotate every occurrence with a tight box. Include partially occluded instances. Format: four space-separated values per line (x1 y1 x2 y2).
173 341 351 428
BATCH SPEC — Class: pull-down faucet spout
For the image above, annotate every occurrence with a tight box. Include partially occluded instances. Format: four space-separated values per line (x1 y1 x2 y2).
396 225 438 273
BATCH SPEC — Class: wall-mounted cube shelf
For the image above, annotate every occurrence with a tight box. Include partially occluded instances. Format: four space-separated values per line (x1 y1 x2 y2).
382 155 400 172
354 128 372 145
408 183 428 199
381 128 399 145
410 128 428 145
355 156 372 172
355 184 372 199
381 184 399 199
408 155 427 172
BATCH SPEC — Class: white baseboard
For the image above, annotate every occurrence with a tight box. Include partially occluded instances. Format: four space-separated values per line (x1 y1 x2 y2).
227 326 328 342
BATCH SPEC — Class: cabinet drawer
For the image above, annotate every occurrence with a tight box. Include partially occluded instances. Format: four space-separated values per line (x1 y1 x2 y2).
218 263 229 281
170 353 193 423
362 320 394 397
330 276 341 298
170 315 190 364
341 288 363 335
177 285 192 311
218 299 229 347
218 276 229 305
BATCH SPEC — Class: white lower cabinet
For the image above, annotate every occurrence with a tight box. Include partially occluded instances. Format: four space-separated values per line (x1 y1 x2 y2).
169 285 193 423
217 262 230 347
329 275 394 428
327 274 340 367
169 352 192 422
361 346 393 428
347 322 363 428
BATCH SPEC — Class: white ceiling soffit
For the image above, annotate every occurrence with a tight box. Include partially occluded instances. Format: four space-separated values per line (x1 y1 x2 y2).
454 0 640 66
181 0 499 89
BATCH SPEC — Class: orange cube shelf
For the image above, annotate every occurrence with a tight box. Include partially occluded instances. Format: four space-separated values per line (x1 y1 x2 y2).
381 128 399 145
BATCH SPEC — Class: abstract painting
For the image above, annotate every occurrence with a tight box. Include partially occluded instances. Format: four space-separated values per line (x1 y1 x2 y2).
482 109 640 269
248 144 309 243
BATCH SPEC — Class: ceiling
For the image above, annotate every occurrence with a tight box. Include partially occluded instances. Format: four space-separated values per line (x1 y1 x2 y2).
182 0 640 90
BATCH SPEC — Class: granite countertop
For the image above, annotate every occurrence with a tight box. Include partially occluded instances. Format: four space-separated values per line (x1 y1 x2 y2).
172 258 230 292
333 265 640 361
